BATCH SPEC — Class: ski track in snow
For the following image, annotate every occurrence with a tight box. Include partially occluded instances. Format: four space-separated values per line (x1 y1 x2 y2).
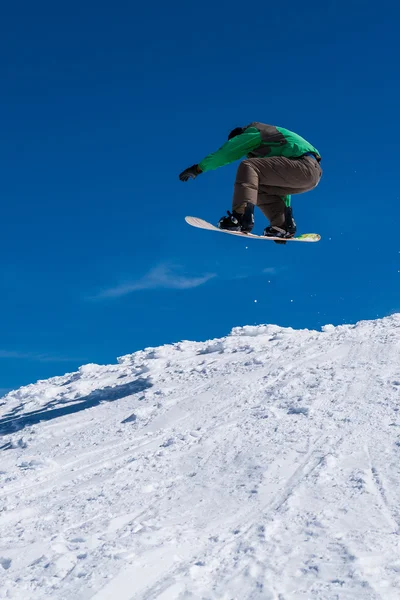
1 316 400 599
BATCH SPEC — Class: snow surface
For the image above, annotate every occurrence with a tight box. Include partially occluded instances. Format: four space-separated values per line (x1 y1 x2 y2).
1 316 400 599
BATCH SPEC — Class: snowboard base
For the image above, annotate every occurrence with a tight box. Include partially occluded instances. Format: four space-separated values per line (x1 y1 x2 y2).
185 216 320 242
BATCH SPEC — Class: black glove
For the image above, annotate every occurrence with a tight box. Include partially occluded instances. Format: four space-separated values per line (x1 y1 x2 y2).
179 164 201 182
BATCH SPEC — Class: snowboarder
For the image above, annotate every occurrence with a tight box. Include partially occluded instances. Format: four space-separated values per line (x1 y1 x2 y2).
179 122 322 240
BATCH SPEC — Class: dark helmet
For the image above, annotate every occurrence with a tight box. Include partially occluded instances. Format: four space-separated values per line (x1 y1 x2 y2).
228 127 245 140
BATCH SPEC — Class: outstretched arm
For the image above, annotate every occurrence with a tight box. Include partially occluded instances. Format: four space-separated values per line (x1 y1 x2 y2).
179 127 262 181
198 129 261 172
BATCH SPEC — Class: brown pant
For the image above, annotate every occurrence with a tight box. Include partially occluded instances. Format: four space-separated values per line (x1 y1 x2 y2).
232 156 322 227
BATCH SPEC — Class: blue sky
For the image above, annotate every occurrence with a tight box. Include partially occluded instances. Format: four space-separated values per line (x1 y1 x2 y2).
1 0 399 392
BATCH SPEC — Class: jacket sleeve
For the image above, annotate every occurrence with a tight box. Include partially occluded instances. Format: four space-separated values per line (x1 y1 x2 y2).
198 129 262 172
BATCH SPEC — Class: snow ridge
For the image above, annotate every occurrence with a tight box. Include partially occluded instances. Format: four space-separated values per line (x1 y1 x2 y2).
1 315 400 599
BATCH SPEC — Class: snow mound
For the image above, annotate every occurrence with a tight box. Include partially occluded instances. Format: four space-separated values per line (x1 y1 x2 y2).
1 315 400 599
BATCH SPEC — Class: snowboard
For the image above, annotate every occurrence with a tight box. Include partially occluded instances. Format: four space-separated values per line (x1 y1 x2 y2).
185 217 320 242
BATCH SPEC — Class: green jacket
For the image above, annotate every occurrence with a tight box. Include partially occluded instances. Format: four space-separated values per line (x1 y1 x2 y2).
198 122 321 173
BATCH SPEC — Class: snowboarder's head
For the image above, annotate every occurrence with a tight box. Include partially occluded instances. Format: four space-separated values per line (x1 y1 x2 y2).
228 127 245 140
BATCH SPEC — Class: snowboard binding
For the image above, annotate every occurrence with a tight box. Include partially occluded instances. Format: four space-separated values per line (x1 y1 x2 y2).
218 204 254 233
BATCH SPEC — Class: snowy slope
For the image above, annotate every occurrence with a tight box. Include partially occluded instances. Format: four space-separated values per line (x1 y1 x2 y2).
1 316 400 600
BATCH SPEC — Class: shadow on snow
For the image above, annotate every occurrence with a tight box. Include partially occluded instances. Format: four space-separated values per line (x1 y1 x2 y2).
0 378 152 440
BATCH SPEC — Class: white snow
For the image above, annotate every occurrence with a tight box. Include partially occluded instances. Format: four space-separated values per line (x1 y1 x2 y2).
1 315 400 599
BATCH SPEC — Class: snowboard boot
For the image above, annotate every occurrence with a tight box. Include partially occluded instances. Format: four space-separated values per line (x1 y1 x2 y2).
263 207 296 244
218 204 254 233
